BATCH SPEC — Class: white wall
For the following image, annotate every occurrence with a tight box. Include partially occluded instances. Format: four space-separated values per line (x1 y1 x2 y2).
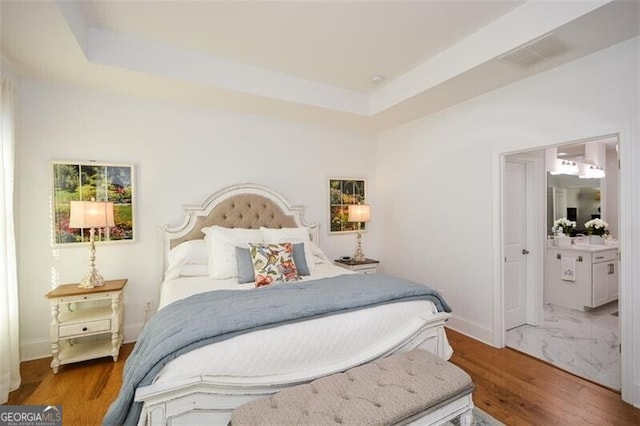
377 37 639 405
15 80 378 360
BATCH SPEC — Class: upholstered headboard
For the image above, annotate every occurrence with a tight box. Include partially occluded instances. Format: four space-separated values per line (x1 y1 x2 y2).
160 183 318 275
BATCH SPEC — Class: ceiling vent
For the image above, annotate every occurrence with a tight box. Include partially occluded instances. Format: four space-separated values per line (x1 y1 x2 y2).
498 34 573 69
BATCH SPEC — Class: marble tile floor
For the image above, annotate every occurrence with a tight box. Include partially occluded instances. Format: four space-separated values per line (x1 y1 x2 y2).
506 301 620 390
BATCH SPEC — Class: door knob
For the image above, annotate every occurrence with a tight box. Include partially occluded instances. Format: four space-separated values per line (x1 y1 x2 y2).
522 249 530 255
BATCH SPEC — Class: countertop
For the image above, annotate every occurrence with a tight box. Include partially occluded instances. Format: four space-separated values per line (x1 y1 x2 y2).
547 239 618 252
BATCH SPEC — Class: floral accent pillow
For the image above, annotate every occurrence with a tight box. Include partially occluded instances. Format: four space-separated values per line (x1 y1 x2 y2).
248 243 300 287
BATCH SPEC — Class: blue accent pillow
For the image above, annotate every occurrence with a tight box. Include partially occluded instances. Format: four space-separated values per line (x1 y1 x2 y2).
236 242 309 284
291 243 311 276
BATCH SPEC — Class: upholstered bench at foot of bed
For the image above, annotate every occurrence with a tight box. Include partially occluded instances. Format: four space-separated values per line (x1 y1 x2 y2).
230 348 474 426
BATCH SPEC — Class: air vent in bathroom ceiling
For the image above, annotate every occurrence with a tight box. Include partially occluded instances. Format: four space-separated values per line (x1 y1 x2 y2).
498 34 573 69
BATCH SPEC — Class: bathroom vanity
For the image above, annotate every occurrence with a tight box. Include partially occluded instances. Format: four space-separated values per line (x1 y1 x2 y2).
545 242 618 311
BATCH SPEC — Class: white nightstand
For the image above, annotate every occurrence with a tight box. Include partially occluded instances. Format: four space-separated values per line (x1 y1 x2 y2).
334 258 380 274
45 279 127 373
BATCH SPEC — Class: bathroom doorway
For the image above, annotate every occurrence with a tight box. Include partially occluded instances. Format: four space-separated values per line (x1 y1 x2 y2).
502 135 621 390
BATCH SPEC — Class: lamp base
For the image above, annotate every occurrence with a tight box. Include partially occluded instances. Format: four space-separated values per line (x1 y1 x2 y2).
78 229 105 288
79 269 105 288
353 231 366 262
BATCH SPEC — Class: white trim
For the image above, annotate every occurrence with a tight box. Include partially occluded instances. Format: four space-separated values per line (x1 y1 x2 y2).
19 338 51 362
492 152 505 347
447 315 494 347
617 129 636 406
525 157 545 326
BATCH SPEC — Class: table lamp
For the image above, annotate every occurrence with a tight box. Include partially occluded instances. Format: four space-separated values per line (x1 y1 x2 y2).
69 200 115 288
348 204 370 262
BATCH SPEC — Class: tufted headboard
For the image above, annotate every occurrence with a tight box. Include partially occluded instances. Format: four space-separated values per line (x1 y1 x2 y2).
160 183 318 276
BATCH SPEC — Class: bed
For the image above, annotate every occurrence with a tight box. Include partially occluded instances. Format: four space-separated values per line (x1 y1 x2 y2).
105 183 452 425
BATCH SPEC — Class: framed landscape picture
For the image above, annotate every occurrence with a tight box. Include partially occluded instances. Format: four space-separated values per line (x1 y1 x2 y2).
328 178 366 233
51 161 135 245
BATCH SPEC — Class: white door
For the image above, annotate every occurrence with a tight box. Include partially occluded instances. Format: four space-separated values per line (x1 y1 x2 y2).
504 160 528 330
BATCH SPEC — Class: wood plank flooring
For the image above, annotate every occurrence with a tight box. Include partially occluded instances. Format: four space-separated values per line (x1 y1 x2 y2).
447 329 639 425
6 329 639 425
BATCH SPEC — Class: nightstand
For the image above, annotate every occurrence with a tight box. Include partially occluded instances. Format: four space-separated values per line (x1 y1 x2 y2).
45 279 127 373
334 258 380 274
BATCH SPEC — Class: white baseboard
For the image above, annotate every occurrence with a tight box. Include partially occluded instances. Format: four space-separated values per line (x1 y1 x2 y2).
20 323 144 362
446 315 494 347
124 322 144 344
20 338 51 362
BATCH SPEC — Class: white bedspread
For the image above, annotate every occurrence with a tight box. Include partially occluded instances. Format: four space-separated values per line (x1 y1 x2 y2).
158 261 350 309
154 262 452 386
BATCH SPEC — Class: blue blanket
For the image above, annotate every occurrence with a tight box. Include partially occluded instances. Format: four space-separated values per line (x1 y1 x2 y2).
103 273 450 425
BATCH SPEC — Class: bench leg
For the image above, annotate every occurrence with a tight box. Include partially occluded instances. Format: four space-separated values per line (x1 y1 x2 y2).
459 409 473 426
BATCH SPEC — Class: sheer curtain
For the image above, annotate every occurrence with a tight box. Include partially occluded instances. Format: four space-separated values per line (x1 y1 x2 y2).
0 75 21 403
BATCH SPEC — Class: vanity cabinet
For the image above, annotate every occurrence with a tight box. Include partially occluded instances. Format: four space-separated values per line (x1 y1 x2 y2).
545 246 618 311
591 251 618 307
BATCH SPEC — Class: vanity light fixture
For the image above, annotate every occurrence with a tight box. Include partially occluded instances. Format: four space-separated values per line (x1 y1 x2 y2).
348 204 370 262
69 199 115 288
548 141 607 178
579 164 605 179
555 160 578 175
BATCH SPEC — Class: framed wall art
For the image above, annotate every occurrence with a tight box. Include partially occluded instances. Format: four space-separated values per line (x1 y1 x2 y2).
51 161 135 244
328 178 366 233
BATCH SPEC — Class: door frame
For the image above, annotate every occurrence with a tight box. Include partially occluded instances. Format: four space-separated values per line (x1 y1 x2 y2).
492 132 634 405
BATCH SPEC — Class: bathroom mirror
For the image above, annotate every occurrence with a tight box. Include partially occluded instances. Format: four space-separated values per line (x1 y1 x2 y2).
547 173 601 235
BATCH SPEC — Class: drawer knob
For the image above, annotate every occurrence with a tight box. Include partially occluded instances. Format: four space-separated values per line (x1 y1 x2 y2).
82 327 88 332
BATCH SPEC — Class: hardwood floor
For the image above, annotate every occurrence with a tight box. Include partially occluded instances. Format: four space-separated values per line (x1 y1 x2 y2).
6 343 134 425
6 330 639 425
447 328 639 425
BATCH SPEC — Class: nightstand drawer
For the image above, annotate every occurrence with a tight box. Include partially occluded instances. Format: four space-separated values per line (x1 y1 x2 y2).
60 292 111 303
59 319 111 337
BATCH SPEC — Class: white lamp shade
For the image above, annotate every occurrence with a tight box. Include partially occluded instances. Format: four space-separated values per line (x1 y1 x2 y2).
348 204 371 223
69 201 115 229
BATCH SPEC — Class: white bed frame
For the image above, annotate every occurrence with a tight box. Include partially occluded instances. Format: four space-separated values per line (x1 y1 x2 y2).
136 183 453 425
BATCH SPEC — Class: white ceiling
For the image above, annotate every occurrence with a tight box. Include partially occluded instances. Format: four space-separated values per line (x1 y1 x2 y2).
79 1 524 93
1 0 638 133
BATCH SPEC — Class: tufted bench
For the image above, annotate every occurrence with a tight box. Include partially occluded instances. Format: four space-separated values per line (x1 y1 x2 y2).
230 349 474 426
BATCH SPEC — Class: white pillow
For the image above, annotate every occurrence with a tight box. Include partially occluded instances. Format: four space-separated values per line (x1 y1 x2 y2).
165 239 208 279
261 227 315 272
309 240 330 264
179 264 209 277
203 226 263 279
